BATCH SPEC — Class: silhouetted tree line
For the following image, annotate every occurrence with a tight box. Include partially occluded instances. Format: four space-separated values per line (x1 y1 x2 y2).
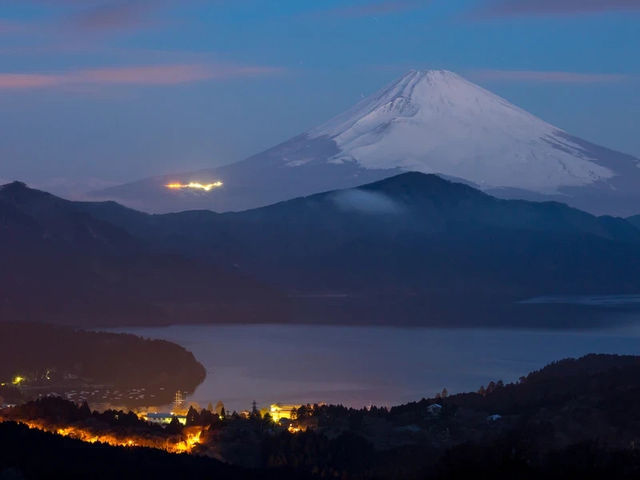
4 396 165 435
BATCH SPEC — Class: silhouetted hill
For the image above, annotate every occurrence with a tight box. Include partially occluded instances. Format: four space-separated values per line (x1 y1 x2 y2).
628 214 640 230
0 422 308 480
4 174 640 326
0 182 288 326
0 181 139 254
78 172 640 325
0 323 206 407
265 354 640 478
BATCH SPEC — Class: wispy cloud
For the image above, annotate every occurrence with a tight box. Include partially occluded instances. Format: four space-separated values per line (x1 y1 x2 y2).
479 0 640 17
470 69 631 84
0 74 59 89
13 0 168 35
323 0 429 18
0 63 283 90
68 1 155 32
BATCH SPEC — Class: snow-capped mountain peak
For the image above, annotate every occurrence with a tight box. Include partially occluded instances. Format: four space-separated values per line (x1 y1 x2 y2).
310 69 613 192
92 70 640 216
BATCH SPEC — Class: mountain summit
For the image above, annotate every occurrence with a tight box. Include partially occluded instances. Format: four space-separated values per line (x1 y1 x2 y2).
311 70 613 192
92 70 640 215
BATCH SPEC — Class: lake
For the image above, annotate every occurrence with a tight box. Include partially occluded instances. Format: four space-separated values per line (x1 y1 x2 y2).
114 322 640 413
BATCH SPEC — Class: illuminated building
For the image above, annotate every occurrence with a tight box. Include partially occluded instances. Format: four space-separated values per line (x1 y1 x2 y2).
269 403 301 422
143 413 187 426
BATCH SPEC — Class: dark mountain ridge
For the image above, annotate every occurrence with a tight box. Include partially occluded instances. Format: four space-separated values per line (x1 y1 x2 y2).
0 182 287 327
79 173 640 293
3 173 640 327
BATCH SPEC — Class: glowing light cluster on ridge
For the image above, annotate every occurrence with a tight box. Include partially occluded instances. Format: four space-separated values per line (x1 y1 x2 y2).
165 181 223 192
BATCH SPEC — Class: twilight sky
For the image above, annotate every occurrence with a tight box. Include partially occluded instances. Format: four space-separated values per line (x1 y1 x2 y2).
0 0 639 195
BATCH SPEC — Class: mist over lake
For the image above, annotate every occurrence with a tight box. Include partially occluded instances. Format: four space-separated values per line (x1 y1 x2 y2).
115 321 640 413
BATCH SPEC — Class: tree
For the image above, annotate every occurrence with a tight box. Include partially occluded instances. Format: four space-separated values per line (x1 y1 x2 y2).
79 401 91 418
296 405 309 419
441 388 448 399
186 406 200 426
166 416 183 434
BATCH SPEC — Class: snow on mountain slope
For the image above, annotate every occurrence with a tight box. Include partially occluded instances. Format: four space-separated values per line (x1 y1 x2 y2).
310 70 613 192
90 70 640 215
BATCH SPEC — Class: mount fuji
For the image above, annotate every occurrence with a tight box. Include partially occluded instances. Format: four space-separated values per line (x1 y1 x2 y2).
92 70 640 215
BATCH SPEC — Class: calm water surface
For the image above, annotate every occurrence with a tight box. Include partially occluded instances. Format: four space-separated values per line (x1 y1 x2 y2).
114 322 640 412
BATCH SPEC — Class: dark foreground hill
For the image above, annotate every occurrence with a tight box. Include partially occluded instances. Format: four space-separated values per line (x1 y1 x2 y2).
4 354 640 479
0 422 308 480
4 173 640 326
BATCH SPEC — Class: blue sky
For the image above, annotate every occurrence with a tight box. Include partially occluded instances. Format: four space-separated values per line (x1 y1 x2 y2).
0 0 639 193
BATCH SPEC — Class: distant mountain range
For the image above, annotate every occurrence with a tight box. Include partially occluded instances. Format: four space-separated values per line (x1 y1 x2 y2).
5 173 640 327
91 70 640 216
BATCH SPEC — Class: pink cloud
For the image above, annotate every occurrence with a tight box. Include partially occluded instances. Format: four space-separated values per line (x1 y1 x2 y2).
0 63 283 90
70 2 152 31
470 69 631 84
75 64 223 85
0 73 61 89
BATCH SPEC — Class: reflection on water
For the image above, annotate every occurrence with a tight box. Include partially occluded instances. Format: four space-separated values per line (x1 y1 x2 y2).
114 323 640 412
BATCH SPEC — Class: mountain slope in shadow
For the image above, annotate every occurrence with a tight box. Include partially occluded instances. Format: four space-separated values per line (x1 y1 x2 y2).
4 173 640 327
74 172 640 327
0 182 287 327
